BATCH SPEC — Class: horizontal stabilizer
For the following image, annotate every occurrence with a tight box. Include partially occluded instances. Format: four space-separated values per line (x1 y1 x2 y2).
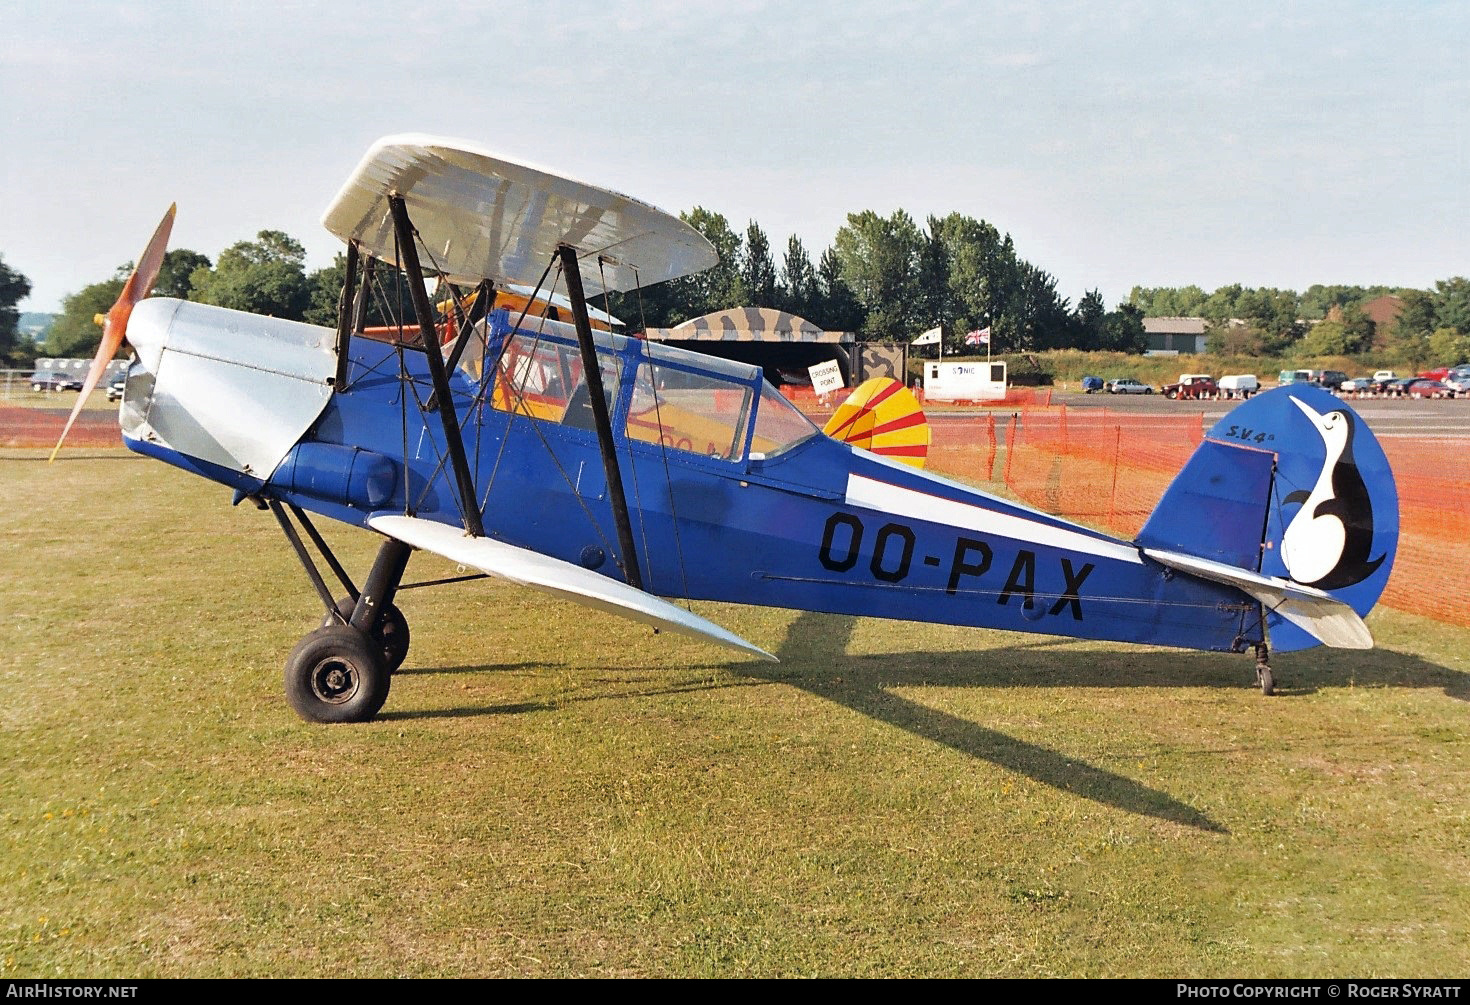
1144 548 1372 650
368 515 776 662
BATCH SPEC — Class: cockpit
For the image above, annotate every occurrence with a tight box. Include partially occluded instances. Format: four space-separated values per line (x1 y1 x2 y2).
461 307 820 467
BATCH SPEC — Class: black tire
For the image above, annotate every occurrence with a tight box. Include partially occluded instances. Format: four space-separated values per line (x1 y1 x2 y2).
1257 664 1275 697
322 596 410 673
285 625 391 723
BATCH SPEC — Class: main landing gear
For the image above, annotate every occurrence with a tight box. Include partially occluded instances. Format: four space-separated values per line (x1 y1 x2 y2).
266 500 413 723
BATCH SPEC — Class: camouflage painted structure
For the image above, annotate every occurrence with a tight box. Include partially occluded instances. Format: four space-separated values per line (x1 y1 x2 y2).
641 308 869 387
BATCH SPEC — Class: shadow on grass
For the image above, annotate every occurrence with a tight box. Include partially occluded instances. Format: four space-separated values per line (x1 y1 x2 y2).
839 627 1467 702
759 611 1234 833
387 612 1463 830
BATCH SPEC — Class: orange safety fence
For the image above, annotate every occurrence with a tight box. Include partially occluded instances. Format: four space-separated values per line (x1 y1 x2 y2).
1377 438 1470 627
927 414 999 484
921 408 1468 629
998 407 1203 537
0 405 120 449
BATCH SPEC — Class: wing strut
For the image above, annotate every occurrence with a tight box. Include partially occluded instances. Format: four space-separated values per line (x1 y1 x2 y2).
388 194 486 538
332 239 359 390
556 244 643 590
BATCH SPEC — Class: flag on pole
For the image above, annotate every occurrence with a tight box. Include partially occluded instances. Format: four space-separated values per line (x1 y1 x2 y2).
965 326 991 346
911 327 941 346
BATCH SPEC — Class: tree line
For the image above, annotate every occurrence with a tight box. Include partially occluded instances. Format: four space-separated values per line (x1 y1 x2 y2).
4 210 1466 367
607 208 1147 356
2 208 1146 365
1128 280 1470 364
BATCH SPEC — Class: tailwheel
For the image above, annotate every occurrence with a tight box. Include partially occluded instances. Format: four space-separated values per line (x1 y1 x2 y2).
1254 643 1275 696
323 596 411 673
285 625 391 723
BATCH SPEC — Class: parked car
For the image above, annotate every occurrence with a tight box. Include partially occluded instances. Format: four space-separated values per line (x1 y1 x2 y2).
1160 374 1217 399
29 369 83 392
1339 377 1374 394
1417 366 1450 381
1104 377 1153 394
1080 375 1103 393
1403 378 1456 399
1314 370 1350 391
106 375 127 402
1217 374 1259 399
1278 369 1311 386
1444 373 1470 394
1373 369 1398 382
1383 377 1416 397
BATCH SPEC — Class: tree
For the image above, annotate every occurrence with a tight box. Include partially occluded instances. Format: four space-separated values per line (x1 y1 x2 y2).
1296 320 1362 357
928 212 1008 340
740 222 777 308
1101 303 1147 353
777 235 819 319
304 254 347 327
1426 327 1470 366
189 230 311 320
917 220 951 348
0 254 32 365
673 208 743 320
1010 263 1070 351
153 248 211 299
1432 276 1470 334
1070 289 1107 350
832 209 926 341
44 277 125 358
813 247 864 333
1394 289 1437 340
1128 285 1208 317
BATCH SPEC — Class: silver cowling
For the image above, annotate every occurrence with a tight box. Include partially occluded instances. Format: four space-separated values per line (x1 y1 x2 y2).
121 298 336 479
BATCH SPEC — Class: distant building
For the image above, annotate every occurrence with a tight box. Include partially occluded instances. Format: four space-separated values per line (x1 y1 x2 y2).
1361 295 1404 334
1143 317 1207 355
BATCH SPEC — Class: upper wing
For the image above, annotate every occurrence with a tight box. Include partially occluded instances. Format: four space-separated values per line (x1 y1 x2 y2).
321 134 718 296
368 514 776 663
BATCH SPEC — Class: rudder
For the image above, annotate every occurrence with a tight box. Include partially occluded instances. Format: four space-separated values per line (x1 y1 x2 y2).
1139 385 1398 652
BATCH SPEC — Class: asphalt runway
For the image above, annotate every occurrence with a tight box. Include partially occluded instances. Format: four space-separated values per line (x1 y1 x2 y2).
1036 390 1470 439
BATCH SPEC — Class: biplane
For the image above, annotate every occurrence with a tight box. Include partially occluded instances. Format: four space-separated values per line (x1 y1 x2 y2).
57 135 1399 722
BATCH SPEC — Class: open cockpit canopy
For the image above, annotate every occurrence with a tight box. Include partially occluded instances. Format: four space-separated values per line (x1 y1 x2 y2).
476 320 819 464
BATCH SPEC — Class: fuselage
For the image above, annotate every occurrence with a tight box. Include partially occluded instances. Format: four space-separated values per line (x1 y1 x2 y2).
121 299 1260 654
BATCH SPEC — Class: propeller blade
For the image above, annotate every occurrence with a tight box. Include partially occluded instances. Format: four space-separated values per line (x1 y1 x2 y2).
49 204 176 462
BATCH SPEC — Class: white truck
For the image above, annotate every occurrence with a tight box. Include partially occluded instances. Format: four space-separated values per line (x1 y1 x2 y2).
923 360 1007 402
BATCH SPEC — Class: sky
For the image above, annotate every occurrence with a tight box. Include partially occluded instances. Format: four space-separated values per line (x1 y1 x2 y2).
2 0 1467 317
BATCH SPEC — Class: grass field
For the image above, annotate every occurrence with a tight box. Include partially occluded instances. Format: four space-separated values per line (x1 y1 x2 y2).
2 449 1466 977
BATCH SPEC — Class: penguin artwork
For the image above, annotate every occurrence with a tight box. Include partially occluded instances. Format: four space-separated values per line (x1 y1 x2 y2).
1279 395 1385 590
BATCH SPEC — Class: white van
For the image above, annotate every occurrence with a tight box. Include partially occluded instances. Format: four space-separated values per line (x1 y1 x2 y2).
1218 374 1259 399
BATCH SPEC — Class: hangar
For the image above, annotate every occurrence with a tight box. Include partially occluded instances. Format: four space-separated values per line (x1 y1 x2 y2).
639 307 885 388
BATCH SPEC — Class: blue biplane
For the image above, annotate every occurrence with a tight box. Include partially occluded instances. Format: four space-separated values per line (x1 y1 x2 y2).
56 136 1399 722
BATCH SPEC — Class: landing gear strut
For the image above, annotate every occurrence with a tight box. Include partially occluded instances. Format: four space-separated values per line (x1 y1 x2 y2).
1254 642 1275 696
266 499 414 723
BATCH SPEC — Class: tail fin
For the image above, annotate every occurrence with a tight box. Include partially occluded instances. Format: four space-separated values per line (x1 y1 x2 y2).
823 377 931 468
1138 385 1398 652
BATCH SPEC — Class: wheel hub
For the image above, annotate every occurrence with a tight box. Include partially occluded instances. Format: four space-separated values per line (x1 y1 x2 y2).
311 658 359 704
